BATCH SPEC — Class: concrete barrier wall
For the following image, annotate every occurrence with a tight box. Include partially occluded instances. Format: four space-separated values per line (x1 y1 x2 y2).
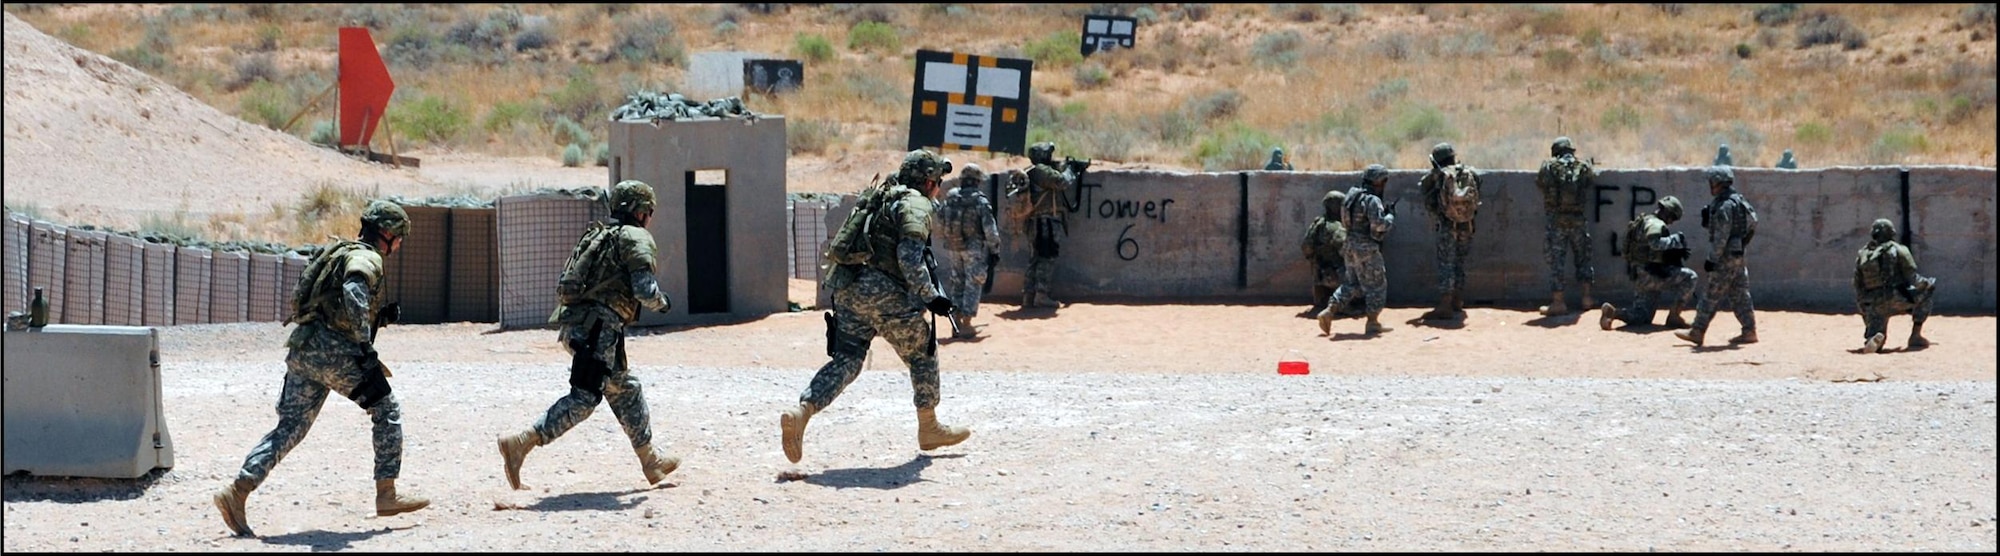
955 166 1996 313
449 207 498 323
173 246 210 325
103 234 145 326
142 242 175 326
3 325 174 478
28 221 66 323
5 214 25 315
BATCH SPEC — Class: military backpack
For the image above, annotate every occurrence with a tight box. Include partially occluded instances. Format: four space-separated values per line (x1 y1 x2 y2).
555 221 625 307
824 176 914 273
1437 165 1480 224
286 240 372 326
1546 154 1588 214
1856 243 1899 291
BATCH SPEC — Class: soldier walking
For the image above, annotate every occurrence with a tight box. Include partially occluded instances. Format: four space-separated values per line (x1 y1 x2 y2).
1418 142 1480 321
1676 166 1760 346
934 163 1001 338
1322 164 1396 336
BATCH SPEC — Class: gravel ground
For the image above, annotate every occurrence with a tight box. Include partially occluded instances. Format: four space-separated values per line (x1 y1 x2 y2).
3 313 1995 552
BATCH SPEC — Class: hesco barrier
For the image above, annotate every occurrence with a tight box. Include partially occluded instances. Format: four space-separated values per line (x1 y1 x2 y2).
28 221 66 324
496 194 605 330
104 234 145 326
384 205 451 324
449 207 498 323
61 229 106 325
210 250 249 324
248 252 282 323
5 214 25 315
279 252 307 322
172 246 210 325
142 241 175 326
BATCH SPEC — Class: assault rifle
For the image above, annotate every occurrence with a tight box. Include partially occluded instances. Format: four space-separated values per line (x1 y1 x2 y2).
922 246 966 345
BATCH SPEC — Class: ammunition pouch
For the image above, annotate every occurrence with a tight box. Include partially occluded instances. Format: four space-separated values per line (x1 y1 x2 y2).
825 310 869 358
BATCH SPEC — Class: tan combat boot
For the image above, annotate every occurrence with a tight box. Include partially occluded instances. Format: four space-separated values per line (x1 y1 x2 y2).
1728 330 1759 344
1316 307 1334 335
780 401 819 464
1598 302 1618 331
1675 327 1706 346
1862 332 1886 354
1579 284 1595 310
1908 323 1930 349
1451 292 1468 319
375 479 429 517
636 444 681 485
1538 292 1567 316
916 407 971 451
497 429 542 490
1032 292 1062 308
212 478 255 537
1363 313 1384 335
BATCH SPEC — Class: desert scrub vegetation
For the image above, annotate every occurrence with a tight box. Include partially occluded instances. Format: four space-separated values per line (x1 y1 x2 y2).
9 3 1992 171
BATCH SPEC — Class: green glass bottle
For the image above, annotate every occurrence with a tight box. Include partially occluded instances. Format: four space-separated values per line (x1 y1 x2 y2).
29 286 49 328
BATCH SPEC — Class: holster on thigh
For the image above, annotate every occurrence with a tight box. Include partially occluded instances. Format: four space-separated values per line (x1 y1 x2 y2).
348 354 394 410
825 310 869 358
568 319 609 395
1033 223 1061 258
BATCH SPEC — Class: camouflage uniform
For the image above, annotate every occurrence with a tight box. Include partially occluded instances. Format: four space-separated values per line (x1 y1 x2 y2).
1419 142 1477 318
783 150 970 464
497 180 677 491
217 200 425 537
237 240 401 488
1853 219 1935 352
1536 138 1596 303
1016 142 1073 308
1606 199 1697 327
1300 190 1347 315
934 165 1001 326
1681 167 1759 345
531 223 672 450
1325 165 1395 333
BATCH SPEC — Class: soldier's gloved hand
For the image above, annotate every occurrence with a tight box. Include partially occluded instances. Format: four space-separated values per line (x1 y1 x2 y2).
986 252 1000 268
356 348 389 377
926 295 955 316
374 302 401 328
658 295 674 315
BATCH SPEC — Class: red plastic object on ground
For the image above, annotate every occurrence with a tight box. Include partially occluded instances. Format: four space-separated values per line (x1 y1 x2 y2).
338 27 394 148
1277 361 1309 375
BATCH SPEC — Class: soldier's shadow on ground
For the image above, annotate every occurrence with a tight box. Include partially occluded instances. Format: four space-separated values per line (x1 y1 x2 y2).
801 454 962 490
940 334 987 345
1328 330 1386 342
1523 313 1582 328
1406 316 1466 330
1613 323 1682 335
1688 343 1747 353
0 467 168 503
259 524 414 552
994 307 1059 320
521 488 653 512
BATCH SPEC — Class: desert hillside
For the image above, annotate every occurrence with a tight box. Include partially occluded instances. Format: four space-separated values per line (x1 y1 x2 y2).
2 4 1995 246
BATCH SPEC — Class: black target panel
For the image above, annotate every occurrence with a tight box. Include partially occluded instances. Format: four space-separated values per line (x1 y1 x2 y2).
906 49 1033 155
744 59 803 94
1081 15 1137 56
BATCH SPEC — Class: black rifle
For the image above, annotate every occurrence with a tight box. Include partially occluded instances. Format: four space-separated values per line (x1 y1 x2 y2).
922 246 965 344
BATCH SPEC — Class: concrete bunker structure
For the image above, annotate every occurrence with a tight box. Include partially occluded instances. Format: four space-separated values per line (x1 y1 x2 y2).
607 115 789 326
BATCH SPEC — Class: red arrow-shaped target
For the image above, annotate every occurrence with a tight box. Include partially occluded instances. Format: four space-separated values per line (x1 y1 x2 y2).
337 27 394 149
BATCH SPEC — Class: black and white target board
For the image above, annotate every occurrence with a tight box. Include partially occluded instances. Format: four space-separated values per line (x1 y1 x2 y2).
906 49 1033 155
744 58 803 94
1080 15 1137 56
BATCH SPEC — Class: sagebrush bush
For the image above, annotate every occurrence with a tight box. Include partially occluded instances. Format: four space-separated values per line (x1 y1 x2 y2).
1183 89 1243 123
308 120 337 147
225 53 279 93
788 119 842 155
794 33 834 63
1250 29 1305 67
513 24 553 52
1194 122 1282 171
614 14 686 66
388 94 470 146
1796 11 1867 50
1073 62 1111 90
847 21 900 53
562 143 586 167
1024 31 1084 69
237 80 295 129
1753 3 1800 27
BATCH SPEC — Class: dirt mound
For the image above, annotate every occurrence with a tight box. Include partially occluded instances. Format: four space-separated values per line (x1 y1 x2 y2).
1 12 441 233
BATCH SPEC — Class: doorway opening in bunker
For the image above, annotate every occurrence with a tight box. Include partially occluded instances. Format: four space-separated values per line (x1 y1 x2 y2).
685 169 730 314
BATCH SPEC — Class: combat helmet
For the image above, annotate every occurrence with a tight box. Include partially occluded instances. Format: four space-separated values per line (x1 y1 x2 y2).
1027 142 1057 165
1656 196 1683 222
610 180 658 218
361 200 410 239
1550 136 1575 157
1705 165 1735 185
958 163 986 188
1321 189 1347 215
1361 164 1390 187
1871 218 1896 243
1431 142 1456 166
899 149 953 184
